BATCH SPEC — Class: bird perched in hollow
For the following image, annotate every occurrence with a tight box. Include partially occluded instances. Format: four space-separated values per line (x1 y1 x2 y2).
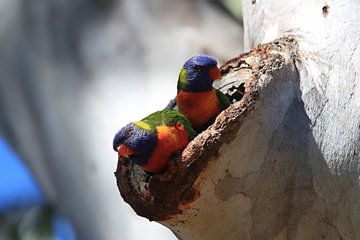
176 55 231 131
113 110 196 174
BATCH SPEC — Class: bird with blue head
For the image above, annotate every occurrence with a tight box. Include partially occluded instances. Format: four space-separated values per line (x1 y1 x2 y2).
176 55 231 131
113 110 196 174
113 55 229 174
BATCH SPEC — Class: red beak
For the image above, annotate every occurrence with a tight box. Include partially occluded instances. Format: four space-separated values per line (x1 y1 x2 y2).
117 144 134 158
210 67 222 81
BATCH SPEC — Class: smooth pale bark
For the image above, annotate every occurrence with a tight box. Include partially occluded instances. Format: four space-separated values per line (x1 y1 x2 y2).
117 1 360 239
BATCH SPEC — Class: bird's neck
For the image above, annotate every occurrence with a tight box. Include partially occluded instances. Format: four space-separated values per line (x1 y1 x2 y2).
176 90 220 128
142 124 189 173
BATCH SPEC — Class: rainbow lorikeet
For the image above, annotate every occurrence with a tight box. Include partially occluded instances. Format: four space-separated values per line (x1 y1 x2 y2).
113 110 196 174
176 55 231 131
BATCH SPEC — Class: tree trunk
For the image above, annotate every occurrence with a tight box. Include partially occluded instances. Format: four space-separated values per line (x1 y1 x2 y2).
116 1 360 239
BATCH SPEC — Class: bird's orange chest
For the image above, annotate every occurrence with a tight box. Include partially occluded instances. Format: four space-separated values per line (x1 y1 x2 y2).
142 125 189 173
176 90 220 128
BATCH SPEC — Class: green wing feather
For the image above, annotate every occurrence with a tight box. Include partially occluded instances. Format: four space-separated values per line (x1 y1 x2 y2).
216 89 231 110
139 110 197 138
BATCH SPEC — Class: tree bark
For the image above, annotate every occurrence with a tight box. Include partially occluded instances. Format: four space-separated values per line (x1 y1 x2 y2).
116 1 360 239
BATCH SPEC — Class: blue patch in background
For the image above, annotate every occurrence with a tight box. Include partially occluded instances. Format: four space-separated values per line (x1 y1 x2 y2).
0 136 45 212
53 212 77 240
0 136 77 239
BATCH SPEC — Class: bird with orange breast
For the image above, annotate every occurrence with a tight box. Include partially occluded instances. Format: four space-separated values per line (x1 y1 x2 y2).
176 55 231 131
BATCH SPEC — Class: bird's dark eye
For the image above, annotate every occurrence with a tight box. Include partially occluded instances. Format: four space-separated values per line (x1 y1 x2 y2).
126 130 132 137
194 65 203 72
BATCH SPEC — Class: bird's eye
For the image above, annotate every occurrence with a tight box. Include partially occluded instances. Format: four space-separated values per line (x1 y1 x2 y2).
126 130 132 137
195 65 203 72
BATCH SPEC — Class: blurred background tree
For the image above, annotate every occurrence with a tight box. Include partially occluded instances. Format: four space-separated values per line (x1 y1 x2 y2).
0 0 243 239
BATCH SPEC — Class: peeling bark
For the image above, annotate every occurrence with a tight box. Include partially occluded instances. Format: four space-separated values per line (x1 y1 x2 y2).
116 1 360 239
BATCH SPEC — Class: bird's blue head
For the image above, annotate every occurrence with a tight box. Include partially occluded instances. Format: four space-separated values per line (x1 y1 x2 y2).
113 123 157 166
177 55 222 92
